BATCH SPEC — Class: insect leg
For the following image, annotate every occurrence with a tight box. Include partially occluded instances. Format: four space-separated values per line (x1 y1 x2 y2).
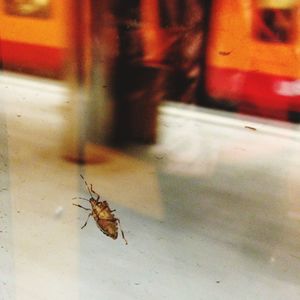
115 218 128 245
90 184 100 201
81 213 93 229
73 203 91 211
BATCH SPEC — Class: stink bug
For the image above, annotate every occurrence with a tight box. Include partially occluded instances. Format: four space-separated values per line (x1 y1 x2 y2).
73 175 128 245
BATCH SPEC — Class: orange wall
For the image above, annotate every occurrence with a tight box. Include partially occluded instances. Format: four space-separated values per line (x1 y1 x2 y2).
0 0 71 48
207 0 300 78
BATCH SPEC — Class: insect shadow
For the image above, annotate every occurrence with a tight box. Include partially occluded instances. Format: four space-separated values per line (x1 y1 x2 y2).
73 175 128 245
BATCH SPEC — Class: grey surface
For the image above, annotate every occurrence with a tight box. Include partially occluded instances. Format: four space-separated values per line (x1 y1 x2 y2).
1 71 300 300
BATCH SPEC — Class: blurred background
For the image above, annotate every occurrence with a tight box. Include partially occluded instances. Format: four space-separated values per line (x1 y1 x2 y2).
1 1 300 299
1 0 300 125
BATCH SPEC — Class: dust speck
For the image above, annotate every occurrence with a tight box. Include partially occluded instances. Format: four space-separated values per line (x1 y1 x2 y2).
54 206 64 218
245 126 256 131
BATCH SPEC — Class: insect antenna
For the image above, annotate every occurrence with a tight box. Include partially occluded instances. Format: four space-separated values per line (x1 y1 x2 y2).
72 196 90 202
80 174 94 198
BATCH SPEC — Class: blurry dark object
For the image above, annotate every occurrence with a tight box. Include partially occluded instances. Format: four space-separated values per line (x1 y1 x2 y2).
158 0 205 104
111 0 160 144
5 0 51 18
90 0 207 145
112 64 168 144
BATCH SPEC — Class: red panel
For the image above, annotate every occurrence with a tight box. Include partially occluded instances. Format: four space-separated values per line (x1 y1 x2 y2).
206 66 300 108
206 66 247 101
0 40 65 76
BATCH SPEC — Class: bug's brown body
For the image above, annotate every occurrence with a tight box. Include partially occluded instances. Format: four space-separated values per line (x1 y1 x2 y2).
90 199 118 240
73 176 128 244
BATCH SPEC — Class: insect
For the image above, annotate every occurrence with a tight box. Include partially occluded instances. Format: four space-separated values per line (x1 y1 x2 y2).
73 175 128 245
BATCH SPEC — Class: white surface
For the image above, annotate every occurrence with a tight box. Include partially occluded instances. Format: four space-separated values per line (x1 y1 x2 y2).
1 71 300 300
